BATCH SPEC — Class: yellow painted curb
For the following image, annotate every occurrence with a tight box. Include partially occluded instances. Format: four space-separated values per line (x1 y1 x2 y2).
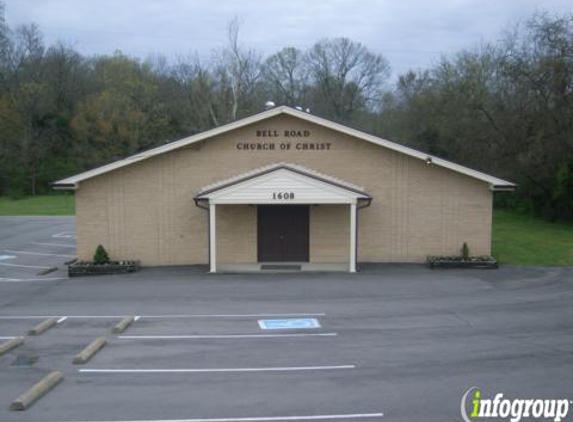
10 371 63 411
0 337 24 356
28 318 57 336
112 316 135 334
72 337 107 364
37 267 57 276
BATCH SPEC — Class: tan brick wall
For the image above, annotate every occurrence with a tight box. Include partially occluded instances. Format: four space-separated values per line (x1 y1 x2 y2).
76 114 493 265
310 205 350 263
216 205 257 264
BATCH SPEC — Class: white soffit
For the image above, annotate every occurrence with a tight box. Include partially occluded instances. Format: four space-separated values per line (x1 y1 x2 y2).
53 106 516 190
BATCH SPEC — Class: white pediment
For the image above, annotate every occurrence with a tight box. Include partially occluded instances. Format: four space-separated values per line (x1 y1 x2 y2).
197 165 370 205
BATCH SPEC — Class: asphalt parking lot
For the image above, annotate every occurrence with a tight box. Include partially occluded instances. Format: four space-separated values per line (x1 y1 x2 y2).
0 217 572 422
0 216 75 283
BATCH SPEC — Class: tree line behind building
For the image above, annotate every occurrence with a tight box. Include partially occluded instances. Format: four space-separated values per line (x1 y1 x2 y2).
0 8 571 220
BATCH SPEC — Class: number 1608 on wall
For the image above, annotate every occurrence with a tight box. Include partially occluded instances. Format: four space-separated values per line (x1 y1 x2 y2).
272 192 295 200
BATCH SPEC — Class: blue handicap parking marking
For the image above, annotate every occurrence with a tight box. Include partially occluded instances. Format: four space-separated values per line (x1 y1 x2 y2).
258 318 321 330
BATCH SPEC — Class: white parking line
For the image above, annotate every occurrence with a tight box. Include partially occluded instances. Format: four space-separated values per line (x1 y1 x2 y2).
0 277 67 282
2 413 384 422
0 336 17 339
135 314 327 318
52 232 76 239
118 333 338 339
79 365 355 374
32 242 76 248
56 316 68 324
0 313 326 319
0 316 62 319
0 263 51 269
4 249 76 258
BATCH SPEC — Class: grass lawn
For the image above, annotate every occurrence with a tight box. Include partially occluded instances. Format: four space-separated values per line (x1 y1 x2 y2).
0 195 75 216
492 209 573 266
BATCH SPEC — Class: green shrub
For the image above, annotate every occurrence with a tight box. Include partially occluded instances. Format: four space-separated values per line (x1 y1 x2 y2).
461 242 470 260
93 245 110 265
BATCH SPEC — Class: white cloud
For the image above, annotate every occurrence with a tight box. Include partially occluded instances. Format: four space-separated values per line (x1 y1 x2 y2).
4 0 572 76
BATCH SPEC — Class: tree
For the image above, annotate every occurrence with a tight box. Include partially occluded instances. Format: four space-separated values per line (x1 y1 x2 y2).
306 38 390 121
263 47 307 106
378 12 573 221
0 92 25 196
170 55 222 130
497 13 573 219
214 17 264 122
71 52 170 169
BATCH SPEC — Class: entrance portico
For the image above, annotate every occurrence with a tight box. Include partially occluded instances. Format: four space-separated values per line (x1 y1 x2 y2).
194 163 371 273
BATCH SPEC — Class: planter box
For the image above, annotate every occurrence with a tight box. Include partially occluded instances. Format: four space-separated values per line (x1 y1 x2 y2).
68 261 140 277
427 256 498 269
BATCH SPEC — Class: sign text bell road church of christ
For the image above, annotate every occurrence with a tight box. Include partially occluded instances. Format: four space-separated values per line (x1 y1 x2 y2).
236 129 332 151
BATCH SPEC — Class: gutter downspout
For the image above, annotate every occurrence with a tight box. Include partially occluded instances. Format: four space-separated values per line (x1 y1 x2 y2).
193 198 210 272
355 198 373 272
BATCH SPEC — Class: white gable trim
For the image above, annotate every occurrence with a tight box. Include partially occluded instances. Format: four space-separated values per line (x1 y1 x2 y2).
197 162 368 196
53 106 515 190
196 167 370 205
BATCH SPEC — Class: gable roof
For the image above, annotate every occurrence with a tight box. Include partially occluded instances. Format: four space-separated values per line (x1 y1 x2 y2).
53 105 515 190
195 162 371 202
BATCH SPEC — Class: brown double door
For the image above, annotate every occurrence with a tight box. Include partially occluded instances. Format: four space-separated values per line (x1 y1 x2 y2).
257 205 309 262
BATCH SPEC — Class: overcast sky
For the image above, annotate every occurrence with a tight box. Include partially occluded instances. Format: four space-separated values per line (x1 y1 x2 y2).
5 0 572 77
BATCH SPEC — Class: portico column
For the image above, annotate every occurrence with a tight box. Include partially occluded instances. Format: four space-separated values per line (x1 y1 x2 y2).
349 202 357 273
209 203 216 273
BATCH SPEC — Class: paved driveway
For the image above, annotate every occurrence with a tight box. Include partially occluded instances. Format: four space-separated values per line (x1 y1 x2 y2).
0 217 572 422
